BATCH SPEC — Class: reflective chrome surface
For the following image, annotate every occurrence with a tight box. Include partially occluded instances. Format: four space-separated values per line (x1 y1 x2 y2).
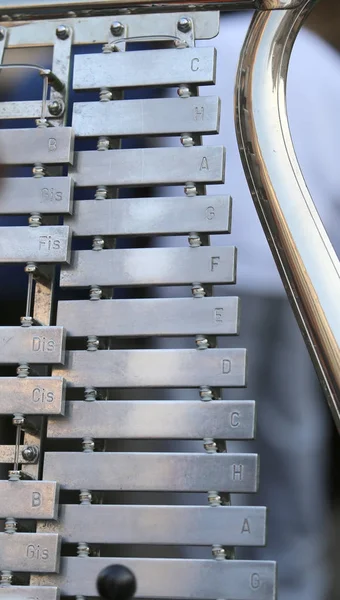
235 0 340 429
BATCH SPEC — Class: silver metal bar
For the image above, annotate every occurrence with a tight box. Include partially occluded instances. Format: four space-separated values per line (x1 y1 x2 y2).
32 557 276 599
60 246 236 288
0 127 74 165
0 587 59 600
56 297 239 336
0 226 71 264
0 177 73 215
71 146 225 187
38 504 266 546
73 96 220 137
2 13 220 46
0 326 65 364
0 377 65 415
43 452 258 492
65 195 231 237
53 348 247 387
0 100 42 119
0 481 59 519
47 399 255 439
235 0 340 428
0 445 40 464
0 533 60 573
73 47 216 90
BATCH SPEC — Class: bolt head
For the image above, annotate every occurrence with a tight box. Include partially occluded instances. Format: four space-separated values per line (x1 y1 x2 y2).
56 25 70 40
22 445 39 462
177 17 191 33
48 100 64 116
110 21 124 36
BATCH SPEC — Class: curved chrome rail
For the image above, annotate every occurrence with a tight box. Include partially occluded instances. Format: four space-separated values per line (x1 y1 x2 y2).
235 0 340 430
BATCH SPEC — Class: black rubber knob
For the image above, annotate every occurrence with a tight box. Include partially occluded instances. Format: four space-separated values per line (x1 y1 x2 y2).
97 564 137 600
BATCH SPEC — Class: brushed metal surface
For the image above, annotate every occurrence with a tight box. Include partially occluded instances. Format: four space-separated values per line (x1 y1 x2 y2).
0 226 71 264
73 47 216 89
0 533 60 573
33 557 276 599
73 96 220 137
0 481 59 520
65 195 231 237
47 399 255 439
60 247 236 288
70 146 225 187
0 127 74 165
43 452 258 492
53 348 247 388
56 297 239 336
0 177 73 215
0 327 65 364
38 504 266 546
0 587 59 600
0 377 65 415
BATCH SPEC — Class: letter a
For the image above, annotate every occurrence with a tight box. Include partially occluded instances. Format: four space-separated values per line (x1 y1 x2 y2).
241 518 250 533
200 157 209 170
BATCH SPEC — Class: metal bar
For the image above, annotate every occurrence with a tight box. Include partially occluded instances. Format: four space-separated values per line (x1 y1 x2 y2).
0 1 304 20
0 481 59 519
0 445 40 464
0 226 71 264
0 326 65 364
32 557 276 599
56 297 239 336
0 100 42 119
43 452 258 492
65 195 231 237
0 588 59 600
73 96 220 137
0 585 60 600
70 146 225 187
60 246 236 288
38 504 266 546
0 377 65 415
0 533 60 573
73 47 216 89
0 127 74 165
47 399 255 439
0 177 73 215
235 1 340 428
2 13 220 45
53 348 247 388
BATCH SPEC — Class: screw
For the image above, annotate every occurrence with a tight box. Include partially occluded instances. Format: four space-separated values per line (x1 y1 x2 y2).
192 284 206 299
180 133 194 147
79 489 92 505
200 386 213 401
0 28 6 41
4 518 17 534
28 213 42 227
48 100 64 116
188 232 201 248
20 316 33 327
208 490 221 506
177 17 192 33
184 182 197 196
177 84 191 98
56 25 70 40
92 236 105 251
212 545 226 560
22 445 39 463
25 262 38 274
17 364 30 378
89 286 102 301
110 21 124 36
